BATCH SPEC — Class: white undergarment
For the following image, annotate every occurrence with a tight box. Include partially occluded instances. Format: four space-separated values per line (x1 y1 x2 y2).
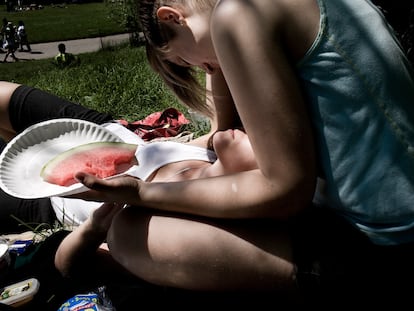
51 122 216 227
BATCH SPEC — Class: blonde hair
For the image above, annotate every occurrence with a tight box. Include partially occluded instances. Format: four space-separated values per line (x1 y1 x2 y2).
137 0 216 118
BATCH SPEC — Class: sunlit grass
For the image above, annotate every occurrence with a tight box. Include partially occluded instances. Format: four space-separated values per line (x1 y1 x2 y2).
0 1 209 135
0 2 125 44
1 44 208 135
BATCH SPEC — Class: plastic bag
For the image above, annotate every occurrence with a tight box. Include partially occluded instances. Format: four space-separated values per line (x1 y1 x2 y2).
57 286 115 311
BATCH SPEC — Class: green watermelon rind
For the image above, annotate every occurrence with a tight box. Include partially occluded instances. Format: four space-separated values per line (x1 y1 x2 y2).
40 141 137 180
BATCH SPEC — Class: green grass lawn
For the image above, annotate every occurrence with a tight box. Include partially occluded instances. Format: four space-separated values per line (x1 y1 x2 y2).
0 2 125 43
0 2 208 136
2 44 189 121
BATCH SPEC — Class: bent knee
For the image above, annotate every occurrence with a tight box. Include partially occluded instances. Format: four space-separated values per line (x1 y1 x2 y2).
107 207 150 257
106 207 171 282
106 207 214 285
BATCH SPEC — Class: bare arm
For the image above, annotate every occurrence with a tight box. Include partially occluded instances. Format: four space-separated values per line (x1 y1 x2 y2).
68 0 317 220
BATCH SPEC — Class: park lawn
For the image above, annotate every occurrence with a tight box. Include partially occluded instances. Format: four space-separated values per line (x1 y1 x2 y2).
0 2 125 43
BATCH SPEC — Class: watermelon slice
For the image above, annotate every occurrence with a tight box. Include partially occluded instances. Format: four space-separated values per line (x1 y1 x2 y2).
40 142 137 187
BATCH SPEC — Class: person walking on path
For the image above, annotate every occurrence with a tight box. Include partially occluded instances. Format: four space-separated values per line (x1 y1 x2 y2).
16 20 31 52
2 21 18 62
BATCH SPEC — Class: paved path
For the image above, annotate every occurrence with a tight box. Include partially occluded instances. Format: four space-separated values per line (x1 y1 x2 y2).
3 33 131 62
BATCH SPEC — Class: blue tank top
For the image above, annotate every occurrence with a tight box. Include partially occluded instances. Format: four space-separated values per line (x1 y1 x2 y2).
297 0 414 245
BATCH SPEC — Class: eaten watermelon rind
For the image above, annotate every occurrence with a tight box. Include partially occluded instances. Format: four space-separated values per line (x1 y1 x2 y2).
40 141 137 185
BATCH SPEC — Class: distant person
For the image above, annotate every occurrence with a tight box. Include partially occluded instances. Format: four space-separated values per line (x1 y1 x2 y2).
54 43 79 67
2 21 18 62
16 20 30 52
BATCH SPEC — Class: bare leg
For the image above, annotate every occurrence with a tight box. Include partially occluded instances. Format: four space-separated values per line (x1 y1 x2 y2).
108 207 297 294
11 50 17 61
0 81 20 141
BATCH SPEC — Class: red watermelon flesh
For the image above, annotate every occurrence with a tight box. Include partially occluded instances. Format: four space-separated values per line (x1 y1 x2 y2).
40 142 137 187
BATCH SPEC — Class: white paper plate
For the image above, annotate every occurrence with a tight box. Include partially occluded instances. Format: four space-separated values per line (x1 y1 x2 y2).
0 118 123 199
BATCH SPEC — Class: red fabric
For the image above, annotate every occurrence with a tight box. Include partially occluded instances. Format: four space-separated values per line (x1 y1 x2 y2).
117 108 190 141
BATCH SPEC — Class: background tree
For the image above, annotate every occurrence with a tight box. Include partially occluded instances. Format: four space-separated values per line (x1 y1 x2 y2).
105 0 144 46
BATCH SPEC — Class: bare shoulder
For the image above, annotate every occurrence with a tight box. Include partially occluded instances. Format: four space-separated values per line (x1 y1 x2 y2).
212 0 318 24
212 0 285 28
211 0 284 53
212 0 320 61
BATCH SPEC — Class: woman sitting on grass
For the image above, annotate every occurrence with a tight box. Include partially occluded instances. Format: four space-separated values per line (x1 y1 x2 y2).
53 0 414 305
2 0 414 303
